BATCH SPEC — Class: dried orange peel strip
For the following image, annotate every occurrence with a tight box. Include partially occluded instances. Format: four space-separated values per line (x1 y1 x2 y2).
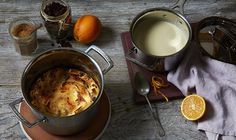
151 76 169 102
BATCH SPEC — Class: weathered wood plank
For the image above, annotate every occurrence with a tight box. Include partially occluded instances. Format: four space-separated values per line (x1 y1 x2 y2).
103 84 206 140
0 86 27 140
0 84 206 140
0 1 235 86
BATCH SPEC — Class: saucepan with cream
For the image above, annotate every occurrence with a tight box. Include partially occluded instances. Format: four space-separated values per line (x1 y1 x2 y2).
129 0 192 72
9 45 113 135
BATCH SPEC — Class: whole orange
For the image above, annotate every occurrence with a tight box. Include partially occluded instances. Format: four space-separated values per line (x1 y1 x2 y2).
73 15 102 44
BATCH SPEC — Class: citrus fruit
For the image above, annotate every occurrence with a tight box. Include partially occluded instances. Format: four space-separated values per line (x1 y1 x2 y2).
73 15 102 44
181 94 206 121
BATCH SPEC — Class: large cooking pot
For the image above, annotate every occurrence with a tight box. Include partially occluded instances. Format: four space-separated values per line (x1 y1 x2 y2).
9 45 114 135
128 0 192 72
195 16 236 64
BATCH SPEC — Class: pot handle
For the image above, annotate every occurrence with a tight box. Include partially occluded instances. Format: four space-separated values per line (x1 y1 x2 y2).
171 0 186 14
9 97 47 128
85 45 114 74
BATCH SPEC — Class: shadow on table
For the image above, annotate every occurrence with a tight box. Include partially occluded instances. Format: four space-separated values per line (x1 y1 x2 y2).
32 38 55 56
103 83 159 139
102 83 206 139
90 26 116 48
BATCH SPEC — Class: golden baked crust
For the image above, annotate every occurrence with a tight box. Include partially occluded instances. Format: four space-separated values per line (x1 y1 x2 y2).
30 68 100 117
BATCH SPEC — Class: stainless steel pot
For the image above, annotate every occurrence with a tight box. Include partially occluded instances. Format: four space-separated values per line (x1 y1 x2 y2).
195 16 236 64
128 0 192 72
9 45 113 135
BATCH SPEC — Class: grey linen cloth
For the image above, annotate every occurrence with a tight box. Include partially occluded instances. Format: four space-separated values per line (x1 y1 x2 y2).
167 42 236 140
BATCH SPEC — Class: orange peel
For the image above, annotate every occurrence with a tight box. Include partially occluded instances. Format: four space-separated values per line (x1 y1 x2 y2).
151 76 169 102
181 94 206 121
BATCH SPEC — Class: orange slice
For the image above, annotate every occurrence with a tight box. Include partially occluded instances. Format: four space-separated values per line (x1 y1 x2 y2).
181 94 206 121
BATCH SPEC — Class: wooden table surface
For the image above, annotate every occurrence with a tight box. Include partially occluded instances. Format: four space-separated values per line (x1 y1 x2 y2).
0 0 235 140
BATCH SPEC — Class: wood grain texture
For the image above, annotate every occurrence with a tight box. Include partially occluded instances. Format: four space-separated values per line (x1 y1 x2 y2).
0 0 235 139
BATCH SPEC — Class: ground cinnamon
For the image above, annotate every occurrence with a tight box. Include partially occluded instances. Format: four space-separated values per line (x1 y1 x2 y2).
13 23 34 38
9 20 37 55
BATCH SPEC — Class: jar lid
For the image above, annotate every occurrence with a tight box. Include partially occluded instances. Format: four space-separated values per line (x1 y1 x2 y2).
195 16 236 64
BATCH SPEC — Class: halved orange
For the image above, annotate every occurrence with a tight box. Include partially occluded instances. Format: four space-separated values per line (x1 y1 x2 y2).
181 94 206 121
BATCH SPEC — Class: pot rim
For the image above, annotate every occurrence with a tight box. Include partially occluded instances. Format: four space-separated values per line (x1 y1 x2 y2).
195 16 236 64
130 7 192 58
21 47 104 118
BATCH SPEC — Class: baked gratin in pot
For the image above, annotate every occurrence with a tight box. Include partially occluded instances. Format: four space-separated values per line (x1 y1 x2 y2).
9 45 113 135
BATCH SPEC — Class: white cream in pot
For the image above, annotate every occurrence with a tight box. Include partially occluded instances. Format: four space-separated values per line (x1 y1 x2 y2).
133 19 188 56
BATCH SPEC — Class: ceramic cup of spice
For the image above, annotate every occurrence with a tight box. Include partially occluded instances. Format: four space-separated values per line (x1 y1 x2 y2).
9 17 38 56
40 0 72 41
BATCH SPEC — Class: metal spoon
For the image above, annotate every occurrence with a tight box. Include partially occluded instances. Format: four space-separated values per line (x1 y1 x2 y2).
134 72 165 137
29 23 43 35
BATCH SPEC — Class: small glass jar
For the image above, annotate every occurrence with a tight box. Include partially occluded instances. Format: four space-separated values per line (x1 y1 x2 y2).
40 0 72 41
9 18 38 56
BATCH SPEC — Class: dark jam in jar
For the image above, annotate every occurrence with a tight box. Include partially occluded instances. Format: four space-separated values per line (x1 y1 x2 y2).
40 0 72 41
44 2 67 17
